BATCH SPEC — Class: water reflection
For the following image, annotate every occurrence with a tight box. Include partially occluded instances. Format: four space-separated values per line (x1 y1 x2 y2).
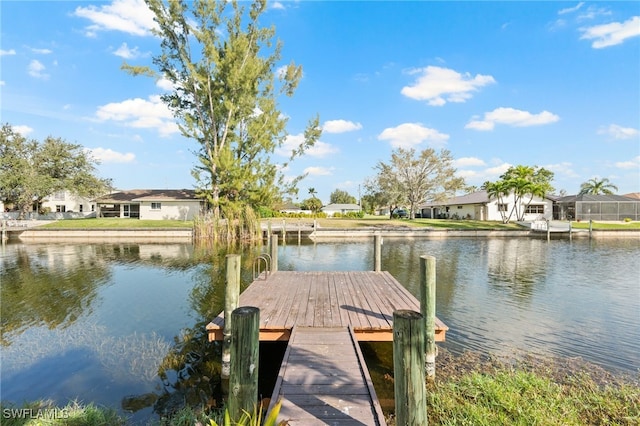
1 237 638 424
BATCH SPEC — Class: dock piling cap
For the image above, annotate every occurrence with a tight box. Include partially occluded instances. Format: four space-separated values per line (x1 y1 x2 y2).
393 309 423 320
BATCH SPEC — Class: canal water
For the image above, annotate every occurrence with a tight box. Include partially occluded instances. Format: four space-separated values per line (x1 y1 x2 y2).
1 237 638 422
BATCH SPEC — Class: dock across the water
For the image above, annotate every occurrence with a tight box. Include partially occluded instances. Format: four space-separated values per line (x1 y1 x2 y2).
207 269 447 425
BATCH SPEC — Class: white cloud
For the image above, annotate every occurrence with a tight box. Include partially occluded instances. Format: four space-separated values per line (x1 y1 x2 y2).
378 123 449 149
113 42 140 59
465 107 559 131
31 48 53 54
580 16 640 48
271 1 285 10
28 60 49 79
485 163 512 177
558 2 584 15
322 119 362 134
74 0 157 37
0 81 5 86
95 95 179 137
304 166 333 176
401 66 496 106
13 125 34 136
544 162 579 178
87 147 136 163
454 157 486 167
0 49 16 56
156 77 175 91
615 156 640 170
277 134 338 158
598 124 639 140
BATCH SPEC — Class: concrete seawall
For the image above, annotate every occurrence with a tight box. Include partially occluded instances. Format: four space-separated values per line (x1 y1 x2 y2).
9 226 639 242
14 228 193 243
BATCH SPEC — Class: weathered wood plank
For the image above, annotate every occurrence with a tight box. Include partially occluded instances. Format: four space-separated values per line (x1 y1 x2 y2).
206 271 448 342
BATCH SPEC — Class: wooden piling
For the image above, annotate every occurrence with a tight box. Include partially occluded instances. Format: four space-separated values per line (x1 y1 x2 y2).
589 219 593 239
393 309 427 425
374 233 382 272
546 219 550 241
569 220 573 241
282 219 286 241
270 233 279 272
228 306 260 422
420 255 436 380
221 254 241 394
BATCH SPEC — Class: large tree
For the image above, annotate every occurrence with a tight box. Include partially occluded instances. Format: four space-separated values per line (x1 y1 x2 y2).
0 124 111 218
124 0 320 216
366 148 466 219
578 177 618 195
483 165 555 223
329 189 357 205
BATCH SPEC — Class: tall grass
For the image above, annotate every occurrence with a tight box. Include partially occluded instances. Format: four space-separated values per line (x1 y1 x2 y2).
194 206 261 244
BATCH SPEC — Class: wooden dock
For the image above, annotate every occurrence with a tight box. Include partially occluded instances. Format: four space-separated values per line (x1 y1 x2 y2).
206 271 447 343
206 270 447 425
270 326 386 425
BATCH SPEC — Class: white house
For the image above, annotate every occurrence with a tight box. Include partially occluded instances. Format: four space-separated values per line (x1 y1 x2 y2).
321 203 362 217
96 189 206 220
418 190 554 222
40 190 97 216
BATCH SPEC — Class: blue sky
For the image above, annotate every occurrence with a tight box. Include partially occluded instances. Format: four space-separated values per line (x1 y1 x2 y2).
1 1 639 204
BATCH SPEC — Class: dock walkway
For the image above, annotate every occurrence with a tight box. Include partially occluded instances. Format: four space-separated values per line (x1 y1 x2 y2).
270 326 386 425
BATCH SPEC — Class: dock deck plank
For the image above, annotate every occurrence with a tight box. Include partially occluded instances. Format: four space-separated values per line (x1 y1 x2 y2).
206 271 448 342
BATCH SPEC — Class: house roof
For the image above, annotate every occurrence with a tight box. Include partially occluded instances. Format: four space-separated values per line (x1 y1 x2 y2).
420 190 489 208
557 194 638 203
96 189 201 203
322 203 361 211
623 192 640 200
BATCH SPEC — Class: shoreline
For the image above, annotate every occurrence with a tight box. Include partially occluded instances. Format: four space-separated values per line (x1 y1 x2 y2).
8 226 640 242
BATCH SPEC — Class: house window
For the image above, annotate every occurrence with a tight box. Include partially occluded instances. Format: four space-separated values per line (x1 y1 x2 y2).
123 205 130 217
91 204 95 212
52 191 65 201
56 205 66 212
151 202 162 210
526 204 545 214
79 205 84 213
457 206 463 209
498 204 508 212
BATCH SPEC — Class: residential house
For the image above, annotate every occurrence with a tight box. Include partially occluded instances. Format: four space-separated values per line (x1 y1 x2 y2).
40 190 97 216
321 203 362 217
95 189 206 220
418 190 554 222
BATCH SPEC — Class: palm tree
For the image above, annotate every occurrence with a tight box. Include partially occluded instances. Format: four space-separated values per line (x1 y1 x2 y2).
578 178 618 195
308 187 318 199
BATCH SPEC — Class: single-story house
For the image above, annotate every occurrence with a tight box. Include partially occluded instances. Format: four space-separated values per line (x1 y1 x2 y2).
554 194 640 221
321 203 362 217
95 189 206 220
418 190 554 221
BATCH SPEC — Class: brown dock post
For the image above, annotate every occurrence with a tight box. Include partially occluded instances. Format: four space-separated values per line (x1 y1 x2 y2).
228 306 260 422
420 255 436 380
374 233 382 272
221 254 241 395
589 219 593 239
393 309 427 425
270 233 279 272
569 220 573 241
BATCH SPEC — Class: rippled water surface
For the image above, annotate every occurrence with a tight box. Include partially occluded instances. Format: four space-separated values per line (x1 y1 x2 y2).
1 237 638 422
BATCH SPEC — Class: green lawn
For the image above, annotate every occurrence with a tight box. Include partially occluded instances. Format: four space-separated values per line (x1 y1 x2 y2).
35 216 640 231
